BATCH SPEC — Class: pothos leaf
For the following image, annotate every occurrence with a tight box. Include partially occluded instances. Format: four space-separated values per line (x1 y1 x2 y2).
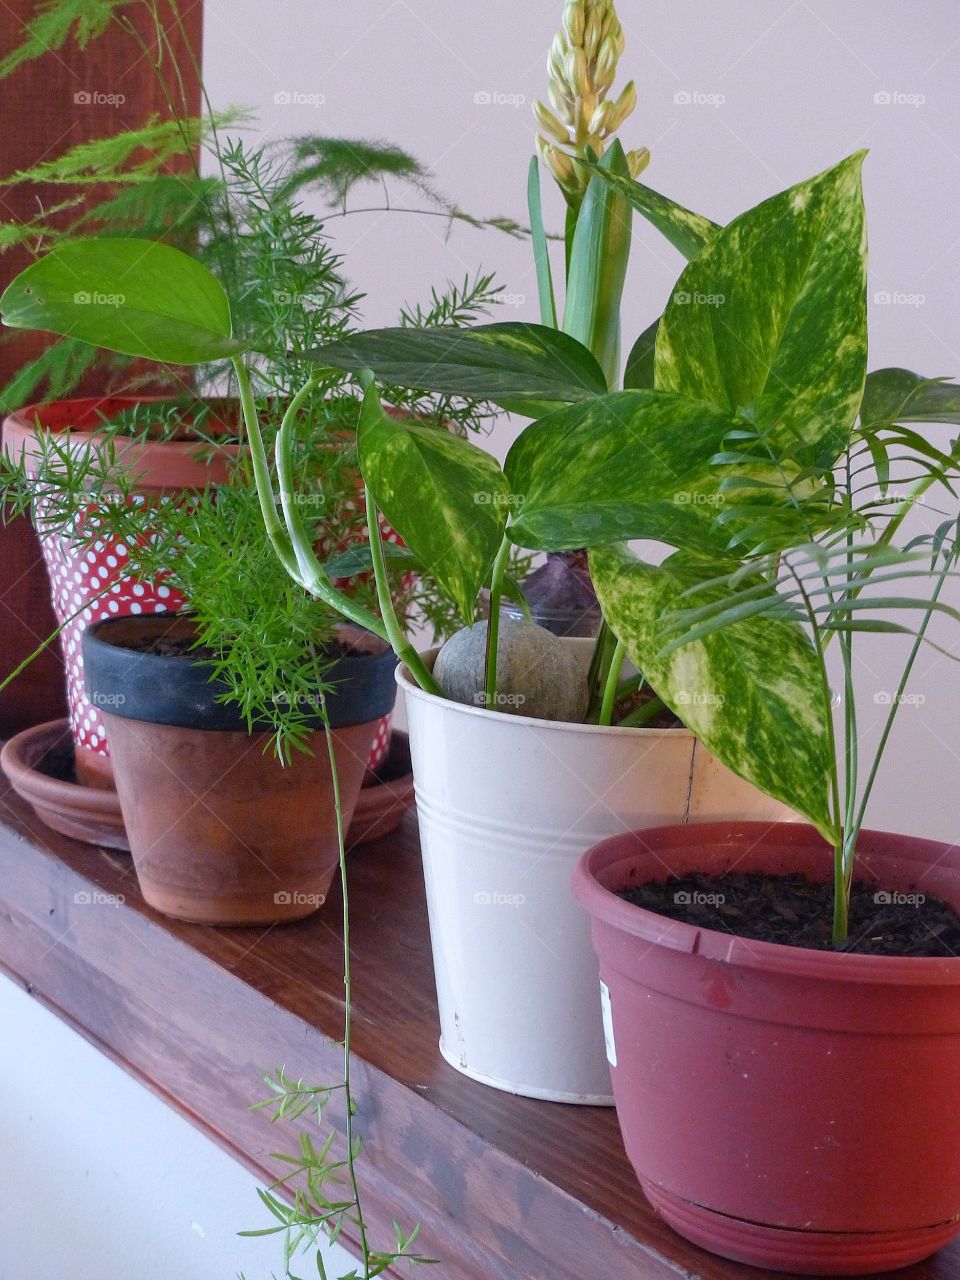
656 152 868 464
357 381 508 620
590 543 837 839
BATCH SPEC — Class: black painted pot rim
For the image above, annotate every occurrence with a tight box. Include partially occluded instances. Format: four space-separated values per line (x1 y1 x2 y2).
82 614 398 732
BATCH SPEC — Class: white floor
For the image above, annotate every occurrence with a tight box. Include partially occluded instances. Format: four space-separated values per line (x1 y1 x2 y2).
0 971 353 1279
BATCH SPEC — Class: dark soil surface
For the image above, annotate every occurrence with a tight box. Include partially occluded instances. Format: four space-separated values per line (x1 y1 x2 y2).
126 633 367 663
620 870 960 957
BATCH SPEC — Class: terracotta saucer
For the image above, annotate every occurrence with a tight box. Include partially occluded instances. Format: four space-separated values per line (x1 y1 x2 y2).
1 720 415 851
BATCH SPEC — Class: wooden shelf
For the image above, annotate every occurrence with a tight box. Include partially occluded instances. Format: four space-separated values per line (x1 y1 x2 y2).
0 773 957 1280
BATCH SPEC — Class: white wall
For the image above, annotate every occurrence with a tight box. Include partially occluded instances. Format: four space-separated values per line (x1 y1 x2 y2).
204 0 960 841
0 972 353 1279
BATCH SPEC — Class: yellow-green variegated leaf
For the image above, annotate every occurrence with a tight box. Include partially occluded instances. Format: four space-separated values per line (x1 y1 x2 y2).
504 389 743 555
590 544 836 839
656 153 867 462
357 382 508 620
577 159 721 261
307 322 607 417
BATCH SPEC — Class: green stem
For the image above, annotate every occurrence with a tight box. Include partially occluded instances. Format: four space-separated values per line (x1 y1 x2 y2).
785 560 846 941
318 692 371 1276
617 694 667 728
484 536 511 711
231 357 299 580
365 486 441 696
233 358 388 639
597 639 625 727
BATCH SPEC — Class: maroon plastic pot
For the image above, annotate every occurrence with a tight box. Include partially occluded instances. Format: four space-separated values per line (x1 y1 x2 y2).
572 821 960 1275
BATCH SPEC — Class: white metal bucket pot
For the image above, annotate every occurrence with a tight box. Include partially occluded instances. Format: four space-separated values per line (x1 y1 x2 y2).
400 643 793 1104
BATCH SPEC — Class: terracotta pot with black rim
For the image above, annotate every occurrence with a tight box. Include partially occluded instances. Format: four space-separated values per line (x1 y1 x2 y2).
82 613 397 926
2 395 400 793
572 821 960 1275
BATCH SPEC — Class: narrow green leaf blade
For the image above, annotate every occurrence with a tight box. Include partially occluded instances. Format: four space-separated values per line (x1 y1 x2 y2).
527 156 557 329
0 239 247 364
358 383 508 619
656 153 868 462
577 160 721 260
590 544 836 839
562 140 633 388
504 389 743 554
305 322 607 415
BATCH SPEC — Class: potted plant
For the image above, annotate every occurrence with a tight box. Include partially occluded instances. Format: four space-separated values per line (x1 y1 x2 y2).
82 611 396 925
0 0 522 795
0 0 849 1107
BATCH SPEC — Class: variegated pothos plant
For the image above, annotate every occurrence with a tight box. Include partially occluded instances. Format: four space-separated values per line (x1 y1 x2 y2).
4 26 960 945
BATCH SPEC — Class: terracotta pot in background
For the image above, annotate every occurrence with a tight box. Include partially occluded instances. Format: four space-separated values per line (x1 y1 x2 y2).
573 822 960 1275
2 395 396 786
82 614 397 926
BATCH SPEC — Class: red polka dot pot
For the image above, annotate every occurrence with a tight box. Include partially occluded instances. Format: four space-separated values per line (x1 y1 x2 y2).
3 396 395 787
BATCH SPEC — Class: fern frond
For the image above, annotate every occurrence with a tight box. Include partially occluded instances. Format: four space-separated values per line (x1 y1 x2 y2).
0 0 133 79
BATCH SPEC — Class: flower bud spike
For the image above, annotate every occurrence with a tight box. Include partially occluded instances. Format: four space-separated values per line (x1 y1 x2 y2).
627 147 651 179
606 79 637 132
563 1 585 47
534 98 572 145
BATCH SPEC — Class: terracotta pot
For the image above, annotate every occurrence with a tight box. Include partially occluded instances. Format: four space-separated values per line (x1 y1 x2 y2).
572 822 960 1275
82 614 397 925
2 395 396 784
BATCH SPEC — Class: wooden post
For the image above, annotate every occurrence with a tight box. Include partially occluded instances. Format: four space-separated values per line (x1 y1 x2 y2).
0 1 203 735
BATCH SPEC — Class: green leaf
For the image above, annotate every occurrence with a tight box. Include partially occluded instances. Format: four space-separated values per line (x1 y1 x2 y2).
504 389 743 554
304 322 607 416
577 159 721 260
527 156 557 329
623 315 660 390
860 368 960 428
0 239 247 365
324 542 420 579
656 153 868 462
358 382 509 619
590 544 836 839
562 140 633 388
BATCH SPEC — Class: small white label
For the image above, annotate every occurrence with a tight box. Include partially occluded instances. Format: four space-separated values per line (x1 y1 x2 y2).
600 980 617 1067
